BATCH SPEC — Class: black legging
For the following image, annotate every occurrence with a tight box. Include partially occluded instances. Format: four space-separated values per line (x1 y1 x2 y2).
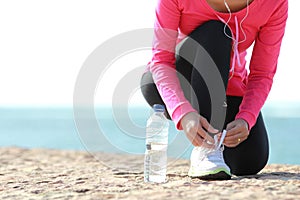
140 20 269 176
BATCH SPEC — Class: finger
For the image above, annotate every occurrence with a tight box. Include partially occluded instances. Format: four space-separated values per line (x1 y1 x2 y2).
186 124 205 147
224 126 241 144
224 132 248 147
201 139 215 148
224 136 242 147
197 126 215 144
185 127 201 146
226 124 239 137
200 116 219 133
187 133 214 148
224 142 238 148
226 124 248 141
195 132 215 148
224 133 242 144
185 125 214 148
189 134 202 146
225 129 241 141
224 136 247 147
199 117 217 143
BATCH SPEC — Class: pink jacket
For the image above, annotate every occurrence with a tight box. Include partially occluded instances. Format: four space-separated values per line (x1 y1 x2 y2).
147 0 288 130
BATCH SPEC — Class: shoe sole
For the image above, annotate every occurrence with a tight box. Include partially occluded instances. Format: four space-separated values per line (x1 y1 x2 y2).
190 171 231 180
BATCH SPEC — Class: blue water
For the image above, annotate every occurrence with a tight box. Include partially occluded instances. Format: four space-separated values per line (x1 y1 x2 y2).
0 105 299 165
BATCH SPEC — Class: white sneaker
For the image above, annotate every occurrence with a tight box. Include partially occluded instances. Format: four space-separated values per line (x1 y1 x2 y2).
188 130 231 180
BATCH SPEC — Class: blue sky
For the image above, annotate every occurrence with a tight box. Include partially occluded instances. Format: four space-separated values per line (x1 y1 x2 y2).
0 0 299 107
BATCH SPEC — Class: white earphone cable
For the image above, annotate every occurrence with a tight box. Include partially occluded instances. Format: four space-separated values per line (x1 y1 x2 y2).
222 0 250 79
223 0 250 44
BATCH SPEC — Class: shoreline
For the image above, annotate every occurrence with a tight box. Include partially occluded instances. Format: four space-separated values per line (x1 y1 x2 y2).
0 147 299 199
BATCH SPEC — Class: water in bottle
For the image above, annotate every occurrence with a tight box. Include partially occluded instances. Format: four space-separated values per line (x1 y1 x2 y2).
144 104 169 183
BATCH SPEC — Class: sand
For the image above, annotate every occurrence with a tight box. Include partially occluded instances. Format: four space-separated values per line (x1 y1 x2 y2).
0 147 299 200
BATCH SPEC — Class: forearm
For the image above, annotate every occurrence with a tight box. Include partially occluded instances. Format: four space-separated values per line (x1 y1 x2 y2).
150 63 196 129
235 73 274 129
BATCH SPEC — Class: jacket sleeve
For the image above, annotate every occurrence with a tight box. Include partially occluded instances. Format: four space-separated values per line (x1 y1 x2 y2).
148 0 197 129
235 0 288 129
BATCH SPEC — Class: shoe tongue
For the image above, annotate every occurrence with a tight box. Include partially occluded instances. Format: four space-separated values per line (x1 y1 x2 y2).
196 147 220 162
194 130 227 161
196 146 216 160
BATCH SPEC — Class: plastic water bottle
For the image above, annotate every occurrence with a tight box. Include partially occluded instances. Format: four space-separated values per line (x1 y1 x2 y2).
144 104 169 183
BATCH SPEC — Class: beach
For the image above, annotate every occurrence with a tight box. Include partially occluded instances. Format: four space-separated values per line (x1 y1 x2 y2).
0 147 299 200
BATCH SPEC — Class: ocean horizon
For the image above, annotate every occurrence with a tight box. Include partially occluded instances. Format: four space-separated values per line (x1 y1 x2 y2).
0 104 299 165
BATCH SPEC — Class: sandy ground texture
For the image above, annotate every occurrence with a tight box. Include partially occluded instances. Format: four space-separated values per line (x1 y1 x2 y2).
0 147 299 200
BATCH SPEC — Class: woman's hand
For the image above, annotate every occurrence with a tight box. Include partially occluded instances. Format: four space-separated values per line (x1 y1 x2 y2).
224 119 249 147
180 112 219 148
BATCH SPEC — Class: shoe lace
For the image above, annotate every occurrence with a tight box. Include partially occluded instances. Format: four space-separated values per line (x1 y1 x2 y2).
216 130 227 150
196 130 227 161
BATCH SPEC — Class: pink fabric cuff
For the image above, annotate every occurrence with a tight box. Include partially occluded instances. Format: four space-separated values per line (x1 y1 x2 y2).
171 102 197 130
235 111 257 130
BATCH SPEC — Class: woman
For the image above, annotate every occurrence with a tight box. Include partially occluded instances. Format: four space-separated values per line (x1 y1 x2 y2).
141 0 288 180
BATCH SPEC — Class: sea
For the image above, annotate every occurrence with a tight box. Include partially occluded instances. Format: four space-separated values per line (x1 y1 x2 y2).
0 104 300 165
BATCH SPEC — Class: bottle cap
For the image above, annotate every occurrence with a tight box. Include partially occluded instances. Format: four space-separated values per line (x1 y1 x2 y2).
153 104 165 112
